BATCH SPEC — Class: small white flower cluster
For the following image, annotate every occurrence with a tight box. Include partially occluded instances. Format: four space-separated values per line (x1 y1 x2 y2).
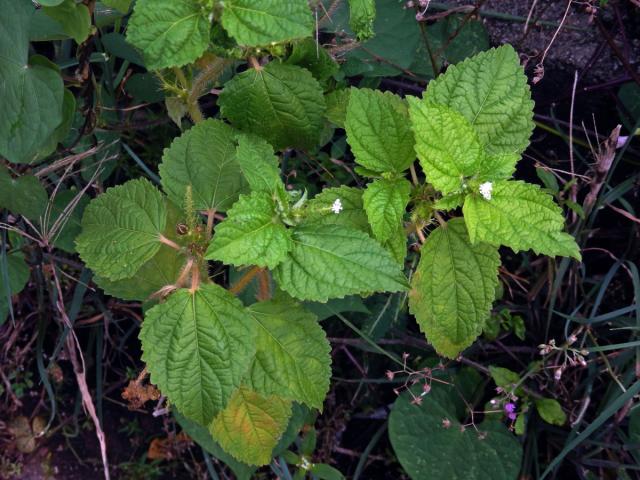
331 198 343 214
479 181 493 200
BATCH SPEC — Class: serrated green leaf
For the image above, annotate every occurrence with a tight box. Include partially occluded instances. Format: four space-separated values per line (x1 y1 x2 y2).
160 119 247 212
126 0 210 70
408 101 484 194
304 186 369 233
535 398 566 426
221 0 312 47
0 166 48 221
434 193 465 211
0 0 64 163
42 0 91 44
0 252 30 325
274 224 408 302
463 180 581 260
95 200 186 300
389 384 522 480
409 218 499 358
141 284 257 424
220 63 326 150
382 223 407 265
285 38 339 85
424 45 534 158
348 0 376 41
234 133 282 193
206 191 292 269
76 179 167 281
345 88 415 174
363 177 411 243
246 300 331 409
325 89 350 128
211 387 292 466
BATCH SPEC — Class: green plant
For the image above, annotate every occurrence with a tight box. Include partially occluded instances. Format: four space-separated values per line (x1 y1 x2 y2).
0 0 583 473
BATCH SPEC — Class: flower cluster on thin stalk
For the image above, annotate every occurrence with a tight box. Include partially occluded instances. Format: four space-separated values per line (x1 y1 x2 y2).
385 352 449 406
538 328 589 382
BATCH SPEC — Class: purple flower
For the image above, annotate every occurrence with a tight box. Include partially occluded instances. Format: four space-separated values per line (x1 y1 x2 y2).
507 412 517 421
504 402 516 414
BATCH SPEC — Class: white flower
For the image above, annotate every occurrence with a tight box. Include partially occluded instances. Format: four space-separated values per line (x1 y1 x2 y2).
331 198 343 214
479 182 493 200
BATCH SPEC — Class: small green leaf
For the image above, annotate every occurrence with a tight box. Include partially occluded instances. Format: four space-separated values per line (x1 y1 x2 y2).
489 366 520 391
345 88 415 174
219 63 326 150
389 384 522 480
363 177 411 243
141 284 257 424
348 0 376 41
325 89 350 128
160 119 247 212
126 0 210 70
206 191 292 269
42 0 91 44
76 179 167 281
211 387 292 466
0 166 48 221
434 193 465 211
0 0 64 163
424 44 534 158
274 224 408 302
535 398 566 426
408 101 484 194
234 133 282 193
382 223 408 265
285 38 339 85
304 186 369 233
409 218 500 358
246 300 331 409
463 180 581 260
221 0 313 47
0 252 30 325
311 463 346 480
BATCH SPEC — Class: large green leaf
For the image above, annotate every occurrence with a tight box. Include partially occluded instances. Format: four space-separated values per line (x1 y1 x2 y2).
389 384 522 480
246 300 331 409
273 224 408 302
126 0 210 70
221 0 313 47
304 186 369 233
409 218 500 358
234 133 282 194
345 89 415 174
363 177 411 243
0 166 48 221
206 191 292 269
140 284 257 424
76 179 167 281
42 0 91 44
210 386 292 466
0 0 64 163
219 63 326 150
0 252 30 325
348 0 376 41
424 45 534 157
408 101 484 194
160 119 247 212
463 180 581 260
